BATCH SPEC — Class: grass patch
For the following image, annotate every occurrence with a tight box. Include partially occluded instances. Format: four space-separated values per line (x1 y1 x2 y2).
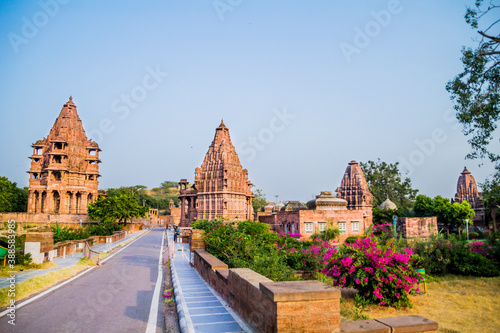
0 257 95 307
338 275 500 333
0 261 58 277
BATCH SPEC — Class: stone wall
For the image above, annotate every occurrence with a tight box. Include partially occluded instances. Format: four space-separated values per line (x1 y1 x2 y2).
194 250 341 333
0 212 89 223
397 217 438 238
24 230 127 264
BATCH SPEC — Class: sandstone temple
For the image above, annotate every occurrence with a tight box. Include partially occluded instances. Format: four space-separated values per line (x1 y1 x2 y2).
453 167 485 226
257 160 374 242
26 97 101 215
179 121 254 226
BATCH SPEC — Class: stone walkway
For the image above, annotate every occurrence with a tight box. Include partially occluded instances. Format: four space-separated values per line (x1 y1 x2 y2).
0 230 147 289
168 230 252 333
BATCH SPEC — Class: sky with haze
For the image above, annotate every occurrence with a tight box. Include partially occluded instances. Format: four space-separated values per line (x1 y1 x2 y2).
1 0 498 203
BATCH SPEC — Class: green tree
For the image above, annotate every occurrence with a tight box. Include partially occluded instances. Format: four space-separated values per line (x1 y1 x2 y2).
360 159 418 211
161 180 179 189
0 177 27 212
372 207 398 224
446 0 500 199
14 186 28 212
449 201 476 233
414 195 475 232
0 176 17 212
87 194 148 223
252 187 268 213
414 194 434 217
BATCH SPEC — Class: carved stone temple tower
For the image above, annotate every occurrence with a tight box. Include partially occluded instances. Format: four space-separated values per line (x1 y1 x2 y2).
336 160 373 224
179 121 254 226
27 97 101 214
453 167 485 225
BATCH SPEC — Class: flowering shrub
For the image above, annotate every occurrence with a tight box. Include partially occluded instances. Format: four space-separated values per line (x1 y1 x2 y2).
371 223 392 234
411 235 499 277
467 241 493 258
277 231 302 239
323 236 421 309
275 233 337 271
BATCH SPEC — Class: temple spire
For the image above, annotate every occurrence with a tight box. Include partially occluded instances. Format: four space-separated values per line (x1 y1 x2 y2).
219 119 226 128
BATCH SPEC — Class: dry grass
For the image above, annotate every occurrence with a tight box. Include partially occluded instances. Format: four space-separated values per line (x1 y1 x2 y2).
340 275 500 333
0 261 58 277
0 257 95 307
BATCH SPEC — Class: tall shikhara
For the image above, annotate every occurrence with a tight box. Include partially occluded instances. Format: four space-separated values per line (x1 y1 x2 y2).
27 97 101 214
179 120 253 225
336 160 373 221
453 167 485 225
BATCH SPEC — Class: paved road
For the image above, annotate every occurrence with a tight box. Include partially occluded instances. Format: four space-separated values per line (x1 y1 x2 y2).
0 229 165 333
0 230 146 289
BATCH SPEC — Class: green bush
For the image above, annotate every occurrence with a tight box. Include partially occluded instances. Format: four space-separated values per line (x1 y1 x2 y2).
468 231 480 239
52 226 91 244
345 235 364 244
0 235 32 265
451 245 499 277
411 235 454 275
52 220 123 243
193 219 296 281
410 234 499 277
310 227 341 243
88 219 123 236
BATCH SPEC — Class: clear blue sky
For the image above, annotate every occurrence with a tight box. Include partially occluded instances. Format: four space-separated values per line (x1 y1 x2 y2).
1 0 497 203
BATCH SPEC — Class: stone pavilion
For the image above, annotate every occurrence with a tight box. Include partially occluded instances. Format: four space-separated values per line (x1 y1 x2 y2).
27 97 101 215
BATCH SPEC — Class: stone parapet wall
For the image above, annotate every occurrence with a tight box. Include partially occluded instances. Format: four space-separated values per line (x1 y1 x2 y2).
25 230 127 264
193 249 438 333
194 250 341 333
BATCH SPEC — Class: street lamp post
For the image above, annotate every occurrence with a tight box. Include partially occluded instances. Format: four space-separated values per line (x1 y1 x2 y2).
465 219 469 241
392 215 397 240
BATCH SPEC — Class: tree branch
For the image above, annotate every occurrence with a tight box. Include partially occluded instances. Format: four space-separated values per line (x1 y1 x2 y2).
478 31 500 43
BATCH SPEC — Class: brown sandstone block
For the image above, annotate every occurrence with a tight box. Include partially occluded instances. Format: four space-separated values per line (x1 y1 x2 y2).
277 317 292 330
375 315 438 333
276 301 307 316
260 280 340 302
340 319 390 333
307 299 340 312
290 315 328 329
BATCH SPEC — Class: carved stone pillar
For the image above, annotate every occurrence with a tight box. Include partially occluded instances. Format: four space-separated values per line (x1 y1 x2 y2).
180 197 186 226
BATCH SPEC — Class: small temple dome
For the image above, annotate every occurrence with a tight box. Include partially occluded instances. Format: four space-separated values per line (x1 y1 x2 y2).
281 201 307 212
308 191 348 211
307 196 319 210
262 202 275 213
380 197 397 210
273 201 285 212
